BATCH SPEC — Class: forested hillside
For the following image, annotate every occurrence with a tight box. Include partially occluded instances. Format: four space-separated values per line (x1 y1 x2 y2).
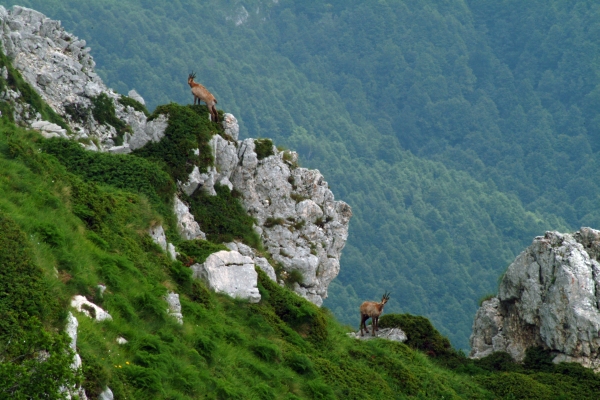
8 0 600 350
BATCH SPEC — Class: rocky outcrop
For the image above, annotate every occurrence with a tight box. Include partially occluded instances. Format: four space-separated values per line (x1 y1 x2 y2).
174 196 206 240
165 292 183 325
470 228 600 371
71 295 113 321
211 139 352 306
191 250 261 303
347 328 408 342
0 6 162 152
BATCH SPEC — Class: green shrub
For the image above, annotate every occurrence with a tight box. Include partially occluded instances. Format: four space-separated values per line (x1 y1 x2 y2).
286 353 315 375
188 184 261 248
251 338 282 363
118 95 150 116
473 351 521 372
378 313 461 366
303 379 335 400
91 93 131 145
475 372 555 399
254 138 274 160
0 213 75 398
133 103 216 183
257 269 328 345
523 346 554 372
177 239 229 266
41 138 175 219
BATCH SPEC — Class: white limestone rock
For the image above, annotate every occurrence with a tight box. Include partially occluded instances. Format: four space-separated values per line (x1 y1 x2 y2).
222 113 239 141
71 295 112 321
347 328 408 342
229 138 352 306
470 228 600 371
64 312 88 400
167 243 177 260
149 224 168 251
127 89 145 105
98 387 114 400
180 165 217 196
116 337 128 345
31 120 67 138
226 241 277 282
174 196 206 240
127 113 168 151
165 292 183 325
191 250 261 303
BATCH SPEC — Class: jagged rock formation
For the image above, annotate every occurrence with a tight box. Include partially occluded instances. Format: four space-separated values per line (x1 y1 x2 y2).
0 5 159 152
470 228 600 371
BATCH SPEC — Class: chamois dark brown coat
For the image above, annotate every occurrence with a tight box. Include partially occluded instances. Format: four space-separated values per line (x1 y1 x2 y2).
188 72 219 122
359 292 390 336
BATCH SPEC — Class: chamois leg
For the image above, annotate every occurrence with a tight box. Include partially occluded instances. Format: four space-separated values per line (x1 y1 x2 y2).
360 314 369 336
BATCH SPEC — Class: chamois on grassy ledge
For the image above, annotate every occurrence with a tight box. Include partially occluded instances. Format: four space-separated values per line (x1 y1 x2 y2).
187 71 219 122
360 292 390 337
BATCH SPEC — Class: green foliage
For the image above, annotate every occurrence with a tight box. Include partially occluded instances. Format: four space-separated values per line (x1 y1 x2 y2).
176 239 229 265
133 103 216 183
188 184 261 248
0 213 75 398
378 313 462 366
474 372 555 399
40 137 175 220
254 138 274 160
118 95 150 116
91 93 131 145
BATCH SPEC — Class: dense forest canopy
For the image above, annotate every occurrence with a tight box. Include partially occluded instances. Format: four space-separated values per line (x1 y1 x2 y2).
6 0 600 350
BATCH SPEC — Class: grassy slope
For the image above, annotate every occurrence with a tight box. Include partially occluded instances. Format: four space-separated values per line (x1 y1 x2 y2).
3 122 600 399
0 119 495 399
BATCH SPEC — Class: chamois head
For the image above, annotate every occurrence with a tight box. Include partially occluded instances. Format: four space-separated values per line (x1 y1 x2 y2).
381 291 390 306
188 72 197 86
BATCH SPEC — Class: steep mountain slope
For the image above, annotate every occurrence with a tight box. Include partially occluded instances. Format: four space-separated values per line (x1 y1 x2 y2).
8 0 599 351
5 5 600 399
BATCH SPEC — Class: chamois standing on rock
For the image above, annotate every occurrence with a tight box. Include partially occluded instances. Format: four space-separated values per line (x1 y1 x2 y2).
360 292 390 337
187 72 219 122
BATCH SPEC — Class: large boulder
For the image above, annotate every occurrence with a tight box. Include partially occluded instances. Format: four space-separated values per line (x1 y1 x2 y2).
191 250 261 303
470 228 600 371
